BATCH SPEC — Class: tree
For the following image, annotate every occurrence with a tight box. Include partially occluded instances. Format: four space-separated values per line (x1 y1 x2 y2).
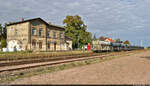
0 23 7 49
147 46 150 49
2 23 7 39
115 38 121 43
63 15 92 49
124 40 130 45
0 24 2 40
1 38 7 49
99 36 105 41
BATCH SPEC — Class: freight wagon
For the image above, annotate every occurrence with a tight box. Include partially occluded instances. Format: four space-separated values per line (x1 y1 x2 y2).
92 40 144 52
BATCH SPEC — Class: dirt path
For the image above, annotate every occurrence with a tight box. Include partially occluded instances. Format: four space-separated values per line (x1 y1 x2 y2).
11 50 150 84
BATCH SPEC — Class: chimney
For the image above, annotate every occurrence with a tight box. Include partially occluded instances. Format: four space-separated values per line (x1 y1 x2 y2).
22 18 24 22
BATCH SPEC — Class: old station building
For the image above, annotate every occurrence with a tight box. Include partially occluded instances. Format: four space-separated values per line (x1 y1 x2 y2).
7 18 72 51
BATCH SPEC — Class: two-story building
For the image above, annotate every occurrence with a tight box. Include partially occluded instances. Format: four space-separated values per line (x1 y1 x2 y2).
7 18 72 51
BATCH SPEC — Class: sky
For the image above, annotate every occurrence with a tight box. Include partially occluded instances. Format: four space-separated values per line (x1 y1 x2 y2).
0 0 150 47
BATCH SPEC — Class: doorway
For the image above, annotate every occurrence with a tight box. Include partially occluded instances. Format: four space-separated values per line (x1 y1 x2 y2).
54 42 56 51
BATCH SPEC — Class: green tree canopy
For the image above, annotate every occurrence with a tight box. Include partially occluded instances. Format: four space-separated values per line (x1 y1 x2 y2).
147 46 150 49
0 24 2 38
115 38 121 43
2 23 7 39
99 36 105 41
0 23 7 49
1 39 7 49
124 40 130 45
0 23 7 40
63 15 92 49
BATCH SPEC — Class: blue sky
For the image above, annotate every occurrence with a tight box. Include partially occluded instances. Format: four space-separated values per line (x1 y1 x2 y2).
0 0 150 47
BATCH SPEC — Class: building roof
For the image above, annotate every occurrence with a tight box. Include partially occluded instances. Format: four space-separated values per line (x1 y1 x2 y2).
7 17 65 30
105 37 115 43
65 36 73 41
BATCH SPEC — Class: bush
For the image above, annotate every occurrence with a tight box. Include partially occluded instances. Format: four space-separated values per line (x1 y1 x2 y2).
147 46 150 49
1 39 7 49
26 50 33 53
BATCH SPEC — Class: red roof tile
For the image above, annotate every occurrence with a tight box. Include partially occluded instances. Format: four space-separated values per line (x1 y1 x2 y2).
105 38 115 43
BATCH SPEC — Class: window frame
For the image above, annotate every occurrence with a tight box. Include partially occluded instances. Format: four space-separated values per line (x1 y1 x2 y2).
60 32 63 39
53 32 56 39
47 31 50 37
15 29 18 36
47 42 50 49
39 41 42 49
32 40 36 49
39 28 42 37
32 28 36 36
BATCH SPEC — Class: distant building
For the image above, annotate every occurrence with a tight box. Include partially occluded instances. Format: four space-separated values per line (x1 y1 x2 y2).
7 18 72 51
105 37 115 43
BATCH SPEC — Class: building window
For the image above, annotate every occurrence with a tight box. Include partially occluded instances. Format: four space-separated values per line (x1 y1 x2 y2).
39 42 42 49
39 28 42 36
32 22 40 26
15 29 18 35
53 32 56 38
60 43 63 50
47 31 50 37
32 40 36 48
32 28 36 35
60 32 63 38
48 42 50 49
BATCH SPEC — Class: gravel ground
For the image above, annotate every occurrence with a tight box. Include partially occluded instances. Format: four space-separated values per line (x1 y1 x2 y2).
11 50 150 84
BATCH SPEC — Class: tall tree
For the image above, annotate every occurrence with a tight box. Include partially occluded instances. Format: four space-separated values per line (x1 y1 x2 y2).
0 24 2 40
115 38 121 43
1 39 7 49
124 40 130 45
63 15 92 49
2 23 7 39
99 36 105 41
0 24 7 49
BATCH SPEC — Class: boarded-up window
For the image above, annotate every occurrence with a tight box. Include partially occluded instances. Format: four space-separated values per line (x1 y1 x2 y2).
39 42 42 49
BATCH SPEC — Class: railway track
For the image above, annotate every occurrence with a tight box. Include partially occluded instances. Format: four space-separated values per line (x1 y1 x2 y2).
0 55 109 73
0 53 104 67
0 53 95 61
0 51 135 73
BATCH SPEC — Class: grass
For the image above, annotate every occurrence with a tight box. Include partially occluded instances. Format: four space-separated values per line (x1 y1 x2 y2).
0 50 93 61
0 50 32 54
0 49 144 61
0 51 136 84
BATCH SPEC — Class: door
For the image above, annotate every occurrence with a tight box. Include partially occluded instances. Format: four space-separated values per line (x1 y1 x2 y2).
39 42 42 49
54 42 56 51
